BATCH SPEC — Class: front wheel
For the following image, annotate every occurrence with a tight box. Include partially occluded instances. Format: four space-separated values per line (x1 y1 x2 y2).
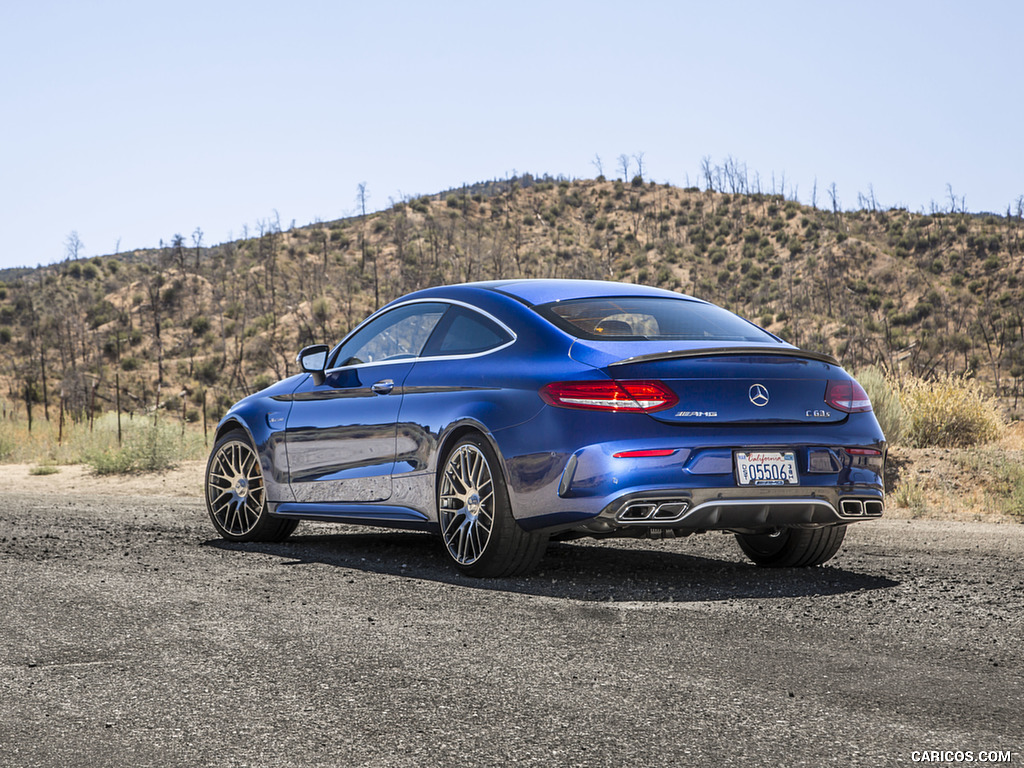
205 429 298 542
437 435 548 577
735 525 847 567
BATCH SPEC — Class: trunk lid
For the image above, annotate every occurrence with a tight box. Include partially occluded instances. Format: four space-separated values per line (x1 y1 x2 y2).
576 343 847 425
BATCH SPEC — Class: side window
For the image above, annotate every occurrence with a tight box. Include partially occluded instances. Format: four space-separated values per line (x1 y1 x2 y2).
331 303 448 367
422 307 512 357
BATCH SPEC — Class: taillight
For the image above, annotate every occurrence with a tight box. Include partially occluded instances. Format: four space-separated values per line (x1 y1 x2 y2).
540 380 678 413
825 379 872 413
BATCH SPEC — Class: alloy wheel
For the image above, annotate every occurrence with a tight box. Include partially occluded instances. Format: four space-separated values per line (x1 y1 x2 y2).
439 444 496 565
207 439 266 537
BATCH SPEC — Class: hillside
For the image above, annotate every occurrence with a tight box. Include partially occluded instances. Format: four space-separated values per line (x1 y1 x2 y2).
2 175 1023 431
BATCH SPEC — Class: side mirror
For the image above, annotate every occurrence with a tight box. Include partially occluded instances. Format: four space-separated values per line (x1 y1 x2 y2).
297 344 330 385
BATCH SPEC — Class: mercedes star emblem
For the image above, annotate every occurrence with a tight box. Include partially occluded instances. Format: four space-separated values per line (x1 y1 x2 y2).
748 383 770 407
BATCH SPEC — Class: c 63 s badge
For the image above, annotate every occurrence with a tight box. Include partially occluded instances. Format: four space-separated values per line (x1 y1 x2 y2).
806 409 832 418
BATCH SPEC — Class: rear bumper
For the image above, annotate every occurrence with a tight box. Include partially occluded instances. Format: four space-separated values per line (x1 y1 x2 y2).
505 437 885 534
582 486 883 535
497 405 886 534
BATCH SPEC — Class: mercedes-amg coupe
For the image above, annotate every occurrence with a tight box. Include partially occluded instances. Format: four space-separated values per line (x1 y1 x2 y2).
205 279 886 576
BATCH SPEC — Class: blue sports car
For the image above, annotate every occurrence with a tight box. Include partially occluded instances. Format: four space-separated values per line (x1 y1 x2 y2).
205 279 886 576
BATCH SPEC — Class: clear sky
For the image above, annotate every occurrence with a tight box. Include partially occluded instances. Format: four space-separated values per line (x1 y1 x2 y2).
2 0 1021 270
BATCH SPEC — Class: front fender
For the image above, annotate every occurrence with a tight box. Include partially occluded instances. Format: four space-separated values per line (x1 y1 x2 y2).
213 376 306 503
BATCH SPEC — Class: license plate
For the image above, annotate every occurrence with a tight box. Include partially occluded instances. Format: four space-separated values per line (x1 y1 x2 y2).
735 451 799 486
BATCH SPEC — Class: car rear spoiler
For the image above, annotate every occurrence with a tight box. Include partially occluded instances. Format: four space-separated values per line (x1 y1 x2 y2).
609 346 841 367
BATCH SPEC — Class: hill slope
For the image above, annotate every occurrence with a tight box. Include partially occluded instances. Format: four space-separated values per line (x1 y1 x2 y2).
2 176 1023 428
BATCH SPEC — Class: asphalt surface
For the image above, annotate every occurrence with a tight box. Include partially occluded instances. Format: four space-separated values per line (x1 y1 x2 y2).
1 492 1021 767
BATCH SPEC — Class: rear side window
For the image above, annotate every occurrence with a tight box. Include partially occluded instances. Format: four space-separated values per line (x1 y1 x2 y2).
423 307 512 357
536 297 776 343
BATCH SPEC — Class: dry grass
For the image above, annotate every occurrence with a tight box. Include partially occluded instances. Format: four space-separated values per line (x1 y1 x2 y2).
0 412 208 473
898 372 1003 448
856 366 907 444
887 422 1024 522
3 396 1021 522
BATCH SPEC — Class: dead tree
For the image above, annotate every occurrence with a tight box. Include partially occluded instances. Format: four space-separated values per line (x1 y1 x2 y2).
617 154 631 181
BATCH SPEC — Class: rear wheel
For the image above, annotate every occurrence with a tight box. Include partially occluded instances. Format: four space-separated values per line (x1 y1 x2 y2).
205 429 298 542
735 525 846 567
437 435 548 577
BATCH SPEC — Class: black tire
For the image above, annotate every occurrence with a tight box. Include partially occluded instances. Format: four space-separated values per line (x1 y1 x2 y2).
437 434 548 577
205 429 298 542
735 525 847 567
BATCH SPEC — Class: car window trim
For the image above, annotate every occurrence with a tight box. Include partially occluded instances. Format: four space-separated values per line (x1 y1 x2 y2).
325 298 517 374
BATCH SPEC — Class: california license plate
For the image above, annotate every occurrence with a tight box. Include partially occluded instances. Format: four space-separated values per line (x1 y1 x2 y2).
735 451 799 486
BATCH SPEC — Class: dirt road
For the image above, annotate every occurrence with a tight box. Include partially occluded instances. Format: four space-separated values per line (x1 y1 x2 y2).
1 486 1021 767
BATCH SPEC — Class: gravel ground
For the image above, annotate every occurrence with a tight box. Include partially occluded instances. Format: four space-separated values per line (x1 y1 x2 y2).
0 490 1021 767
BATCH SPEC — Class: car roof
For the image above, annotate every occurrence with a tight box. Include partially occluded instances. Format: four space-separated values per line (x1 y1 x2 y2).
469 279 701 307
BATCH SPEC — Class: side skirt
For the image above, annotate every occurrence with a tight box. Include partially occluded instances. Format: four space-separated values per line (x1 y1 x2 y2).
269 502 436 532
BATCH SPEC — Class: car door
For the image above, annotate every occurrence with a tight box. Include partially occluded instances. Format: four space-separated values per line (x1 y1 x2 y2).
285 302 448 503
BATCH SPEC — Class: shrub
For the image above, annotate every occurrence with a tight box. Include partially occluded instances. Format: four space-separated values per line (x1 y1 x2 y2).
87 419 184 474
86 300 117 329
0 430 14 460
1002 463 1024 519
898 373 1003 448
892 473 926 515
196 357 221 385
855 367 907 445
311 297 330 325
958 450 1024 519
190 315 211 336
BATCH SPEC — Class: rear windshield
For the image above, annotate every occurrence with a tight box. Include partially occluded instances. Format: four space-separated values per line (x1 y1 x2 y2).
536 297 778 343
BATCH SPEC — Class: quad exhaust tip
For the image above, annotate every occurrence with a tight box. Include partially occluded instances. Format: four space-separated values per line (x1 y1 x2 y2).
618 496 883 525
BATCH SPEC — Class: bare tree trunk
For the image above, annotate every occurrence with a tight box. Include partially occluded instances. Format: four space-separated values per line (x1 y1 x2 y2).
116 370 122 446
39 347 49 421
24 382 33 433
89 381 96 432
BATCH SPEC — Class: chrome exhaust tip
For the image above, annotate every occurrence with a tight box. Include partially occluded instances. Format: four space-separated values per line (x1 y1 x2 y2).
863 499 884 516
840 499 865 516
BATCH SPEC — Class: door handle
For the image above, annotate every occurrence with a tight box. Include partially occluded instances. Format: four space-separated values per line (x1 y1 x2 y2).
371 379 395 395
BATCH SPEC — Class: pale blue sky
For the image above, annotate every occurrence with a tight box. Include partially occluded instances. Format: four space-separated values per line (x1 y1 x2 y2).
2 0 1021 270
